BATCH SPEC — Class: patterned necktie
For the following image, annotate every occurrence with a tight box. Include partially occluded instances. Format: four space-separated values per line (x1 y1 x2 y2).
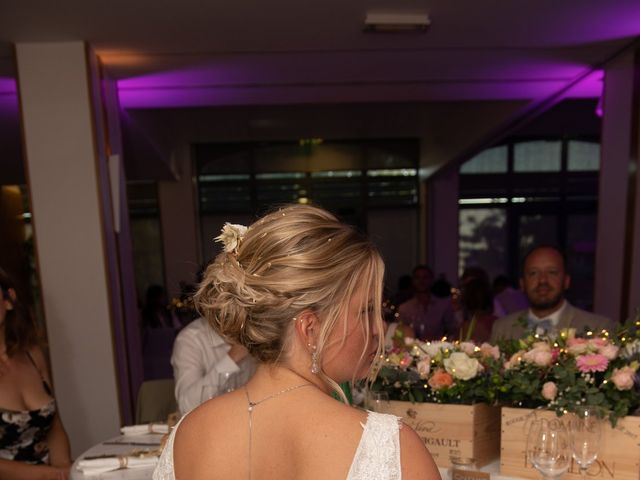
527 318 553 335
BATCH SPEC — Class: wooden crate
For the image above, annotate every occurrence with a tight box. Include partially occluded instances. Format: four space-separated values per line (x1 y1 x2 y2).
501 407 640 480
385 401 501 468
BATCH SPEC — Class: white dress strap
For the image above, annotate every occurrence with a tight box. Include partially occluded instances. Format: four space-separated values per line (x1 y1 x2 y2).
152 415 187 480
347 411 402 480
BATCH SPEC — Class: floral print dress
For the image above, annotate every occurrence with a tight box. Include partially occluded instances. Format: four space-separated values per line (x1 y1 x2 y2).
0 351 56 464
0 399 56 463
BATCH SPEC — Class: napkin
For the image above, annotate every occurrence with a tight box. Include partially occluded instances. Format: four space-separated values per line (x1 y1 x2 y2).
76 456 158 476
120 423 170 435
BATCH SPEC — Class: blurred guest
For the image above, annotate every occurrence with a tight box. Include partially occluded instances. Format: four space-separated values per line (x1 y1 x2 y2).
142 285 180 329
390 274 413 307
459 277 497 343
0 267 71 480
430 274 452 299
460 266 505 317
171 316 257 414
492 274 529 315
142 285 179 380
491 246 616 341
398 265 458 340
382 298 415 349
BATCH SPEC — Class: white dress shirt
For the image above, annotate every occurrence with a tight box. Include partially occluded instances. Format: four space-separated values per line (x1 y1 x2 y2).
171 317 256 414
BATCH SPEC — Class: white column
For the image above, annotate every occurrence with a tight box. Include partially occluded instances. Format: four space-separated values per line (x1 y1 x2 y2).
16 42 121 455
426 166 460 284
594 49 640 322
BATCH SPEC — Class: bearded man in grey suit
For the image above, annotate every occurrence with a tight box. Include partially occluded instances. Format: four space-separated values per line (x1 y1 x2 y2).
490 246 616 341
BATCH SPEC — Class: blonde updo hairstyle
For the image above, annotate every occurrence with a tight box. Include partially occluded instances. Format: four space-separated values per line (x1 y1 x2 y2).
195 204 385 398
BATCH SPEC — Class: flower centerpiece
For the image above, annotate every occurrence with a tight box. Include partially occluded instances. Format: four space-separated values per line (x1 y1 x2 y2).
498 325 640 426
372 338 502 405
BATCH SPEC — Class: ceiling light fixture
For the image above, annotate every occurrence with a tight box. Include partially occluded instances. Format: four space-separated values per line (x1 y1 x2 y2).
363 13 431 33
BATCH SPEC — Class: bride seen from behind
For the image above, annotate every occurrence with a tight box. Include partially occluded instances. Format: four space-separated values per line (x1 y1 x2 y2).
153 204 440 480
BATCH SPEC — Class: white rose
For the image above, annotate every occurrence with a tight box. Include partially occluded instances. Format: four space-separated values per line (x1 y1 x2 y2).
424 341 453 357
443 352 481 380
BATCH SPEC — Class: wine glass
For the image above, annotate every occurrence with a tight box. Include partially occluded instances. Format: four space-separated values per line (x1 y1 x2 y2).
368 391 390 413
201 385 217 403
218 371 239 393
526 417 571 480
568 406 601 478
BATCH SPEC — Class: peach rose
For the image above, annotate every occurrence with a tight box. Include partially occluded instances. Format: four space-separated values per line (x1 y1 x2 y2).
611 366 636 391
504 350 525 370
541 381 558 401
428 369 454 390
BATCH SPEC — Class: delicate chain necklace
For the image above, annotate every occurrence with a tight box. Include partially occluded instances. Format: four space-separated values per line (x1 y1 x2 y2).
244 383 314 480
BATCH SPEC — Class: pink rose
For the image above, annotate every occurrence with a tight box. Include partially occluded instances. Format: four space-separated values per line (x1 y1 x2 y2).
598 344 619 360
480 343 500 360
524 348 553 367
611 366 636 391
576 354 609 373
459 342 477 356
417 357 431 379
567 338 589 355
428 369 454 390
531 342 551 352
542 381 558 401
589 338 608 348
399 353 413 369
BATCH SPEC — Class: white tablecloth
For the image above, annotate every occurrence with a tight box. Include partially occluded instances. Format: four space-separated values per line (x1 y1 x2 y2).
70 433 164 480
72 439 525 480
439 460 527 479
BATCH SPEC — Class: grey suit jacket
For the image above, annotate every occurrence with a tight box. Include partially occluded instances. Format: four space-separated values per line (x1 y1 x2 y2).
490 302 617 342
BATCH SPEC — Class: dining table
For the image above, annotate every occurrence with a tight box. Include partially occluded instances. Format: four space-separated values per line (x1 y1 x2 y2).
70 432 164 480
70 432 528 480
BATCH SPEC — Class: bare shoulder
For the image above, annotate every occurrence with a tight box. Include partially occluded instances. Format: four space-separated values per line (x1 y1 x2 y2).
172 392 250 479
400 422 441 480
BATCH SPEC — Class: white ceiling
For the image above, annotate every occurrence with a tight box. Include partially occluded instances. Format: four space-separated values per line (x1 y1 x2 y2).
1 0 639 107
0 1 637 183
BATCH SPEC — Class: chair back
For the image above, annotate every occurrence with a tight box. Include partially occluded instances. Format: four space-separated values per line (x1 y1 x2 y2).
136 378 177 424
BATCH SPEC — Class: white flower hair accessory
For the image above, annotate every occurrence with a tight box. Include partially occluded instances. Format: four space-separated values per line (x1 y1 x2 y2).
215 223 248 254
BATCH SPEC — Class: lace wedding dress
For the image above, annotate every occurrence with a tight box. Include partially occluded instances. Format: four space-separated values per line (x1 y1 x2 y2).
153 410 402 480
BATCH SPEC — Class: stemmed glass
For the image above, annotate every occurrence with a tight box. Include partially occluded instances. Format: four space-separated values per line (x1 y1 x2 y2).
526 417 571 480
368 391 390 413
568 406 601 479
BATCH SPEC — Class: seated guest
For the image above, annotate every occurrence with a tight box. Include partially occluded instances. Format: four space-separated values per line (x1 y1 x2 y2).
0 268 71 480
459 277 497 343
491 246 616 341
492 274 529 315
154 205 439 480
398 264 458 340
459 266 505 317
171 316 256 414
